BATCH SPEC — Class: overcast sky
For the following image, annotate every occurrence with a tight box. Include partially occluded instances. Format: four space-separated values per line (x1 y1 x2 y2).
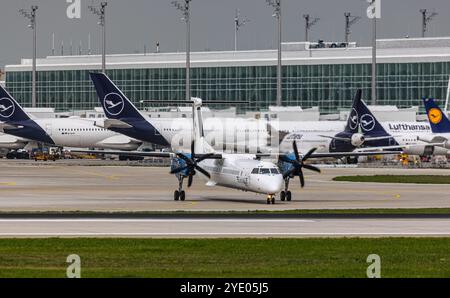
0 0 448 68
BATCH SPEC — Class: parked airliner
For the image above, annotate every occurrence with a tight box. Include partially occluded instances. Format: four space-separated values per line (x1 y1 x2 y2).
0 85 142 150
422 97 450 151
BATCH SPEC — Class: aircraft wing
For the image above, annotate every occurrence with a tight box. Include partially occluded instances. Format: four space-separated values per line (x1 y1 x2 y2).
70 149 223 159
256 150 401 159
319 134 394 142
318 135 350 142
353 143 446 153
306 151 401 159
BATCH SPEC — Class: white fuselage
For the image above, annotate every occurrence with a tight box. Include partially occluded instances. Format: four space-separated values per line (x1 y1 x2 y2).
31 118 141 150
197 154 283 195
382 121 449 155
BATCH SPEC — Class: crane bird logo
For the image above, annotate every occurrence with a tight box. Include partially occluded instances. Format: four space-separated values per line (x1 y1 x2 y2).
0 97 15 118
360 114 376 132
428 108 442 125
103 93 125 116
349 108 359 130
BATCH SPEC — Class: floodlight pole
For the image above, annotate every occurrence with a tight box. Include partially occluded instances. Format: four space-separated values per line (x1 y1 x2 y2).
19 5 38 108
266 0 282 106
172 0 192 101
303 14 319 42
234 9 250 51
344 12 361 44
89 2 108 73
420 9 438 38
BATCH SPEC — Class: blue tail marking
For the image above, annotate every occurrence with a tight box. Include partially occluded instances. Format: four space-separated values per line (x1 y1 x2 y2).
0 85 31 123
0 85 54 144
423 97 450 133
89 72 169 146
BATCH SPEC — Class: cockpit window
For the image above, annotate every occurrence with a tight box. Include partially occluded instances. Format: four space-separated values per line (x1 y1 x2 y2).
251 168 259 174
270 168 280 174
260 168 271 175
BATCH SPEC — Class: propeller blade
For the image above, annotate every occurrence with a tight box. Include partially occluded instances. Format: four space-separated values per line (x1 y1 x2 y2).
303 164 321 173
191 140 195 160
293 141 300 161
299 170 305 188
195 165 211 179
188 174 193 187
170 165 189 174
302 147 318 161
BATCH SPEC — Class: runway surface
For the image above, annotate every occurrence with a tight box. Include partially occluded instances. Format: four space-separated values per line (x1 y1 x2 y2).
0 215 449 237
0 159 450 212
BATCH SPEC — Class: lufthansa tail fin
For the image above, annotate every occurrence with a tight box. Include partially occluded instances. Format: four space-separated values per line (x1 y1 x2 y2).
89 72 144 121
343 89 363 134
353 93 390 137
0 85 31 122
423 98 450 133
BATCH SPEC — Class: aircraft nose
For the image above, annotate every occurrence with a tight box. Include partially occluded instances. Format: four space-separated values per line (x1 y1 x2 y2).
261 175 283 195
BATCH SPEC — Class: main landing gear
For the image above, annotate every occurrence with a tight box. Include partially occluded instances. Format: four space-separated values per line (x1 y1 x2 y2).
279 178 292 202
174 176 186 201
266 195 275 205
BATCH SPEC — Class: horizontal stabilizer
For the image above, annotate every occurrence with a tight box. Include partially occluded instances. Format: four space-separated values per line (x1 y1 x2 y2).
102 119 133 129
0 122 22 131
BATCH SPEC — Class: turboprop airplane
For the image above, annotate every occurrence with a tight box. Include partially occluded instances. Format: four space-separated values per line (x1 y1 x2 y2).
421 97 450 152
0 85 142 151
75 94 399 204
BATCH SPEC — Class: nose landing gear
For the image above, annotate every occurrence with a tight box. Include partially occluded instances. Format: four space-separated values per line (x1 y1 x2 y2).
266 195 275 205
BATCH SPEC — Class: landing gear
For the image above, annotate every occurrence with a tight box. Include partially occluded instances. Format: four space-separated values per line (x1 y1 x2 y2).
267 195 275 205
280 190 292 202
174 176 186 201
280 178 292 202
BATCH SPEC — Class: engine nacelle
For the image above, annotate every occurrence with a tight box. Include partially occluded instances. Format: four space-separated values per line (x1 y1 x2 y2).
351 133 365 147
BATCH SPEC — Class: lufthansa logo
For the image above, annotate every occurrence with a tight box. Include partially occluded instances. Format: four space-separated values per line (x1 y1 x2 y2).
103 93 125 116
349 108 359 130
360 114 376 132
0 97 15 118
428 108 442 125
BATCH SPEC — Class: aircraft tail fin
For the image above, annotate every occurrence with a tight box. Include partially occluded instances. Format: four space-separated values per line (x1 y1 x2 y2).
0 85 30 122
343 89 363 134
89 72 144 120
353 93 390 137
423 97 450 133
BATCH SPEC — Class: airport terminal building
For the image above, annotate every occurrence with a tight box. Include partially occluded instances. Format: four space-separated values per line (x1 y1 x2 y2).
4 37 450 113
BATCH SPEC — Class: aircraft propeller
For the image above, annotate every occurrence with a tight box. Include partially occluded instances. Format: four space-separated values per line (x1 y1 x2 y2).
280 142 321 188
170 141 213 187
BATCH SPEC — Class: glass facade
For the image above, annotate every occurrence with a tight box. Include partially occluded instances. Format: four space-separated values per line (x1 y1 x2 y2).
5 61 450 113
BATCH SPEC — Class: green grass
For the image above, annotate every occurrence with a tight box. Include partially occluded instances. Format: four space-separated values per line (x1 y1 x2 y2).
333 175 450 184
0 238 450 278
